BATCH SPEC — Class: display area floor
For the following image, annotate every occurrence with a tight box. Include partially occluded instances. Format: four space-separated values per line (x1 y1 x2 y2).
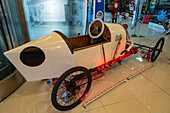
0 20 170 113
117 18 164 39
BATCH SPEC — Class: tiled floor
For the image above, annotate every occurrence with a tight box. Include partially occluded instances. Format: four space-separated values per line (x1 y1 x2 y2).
0 19 170 113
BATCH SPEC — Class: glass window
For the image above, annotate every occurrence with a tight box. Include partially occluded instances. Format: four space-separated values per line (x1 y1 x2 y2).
0 0 25 81
7 0 24 45
23 0 86 41
0 30 15 81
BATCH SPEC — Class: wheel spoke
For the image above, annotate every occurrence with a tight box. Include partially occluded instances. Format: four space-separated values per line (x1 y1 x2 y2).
51 67 92 110
155 48 160 51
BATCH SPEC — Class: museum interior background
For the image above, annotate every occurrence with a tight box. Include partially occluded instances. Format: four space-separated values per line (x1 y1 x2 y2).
0 0 169 104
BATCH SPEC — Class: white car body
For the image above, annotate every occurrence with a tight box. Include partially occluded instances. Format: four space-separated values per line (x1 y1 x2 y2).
4 22 126 81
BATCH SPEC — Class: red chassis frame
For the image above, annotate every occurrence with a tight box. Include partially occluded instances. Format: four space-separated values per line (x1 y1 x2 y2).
49 33 164 110
50 40 139 85
90 40 138 81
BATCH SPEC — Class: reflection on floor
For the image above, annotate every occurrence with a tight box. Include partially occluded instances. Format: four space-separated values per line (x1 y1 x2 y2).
0 19 170 113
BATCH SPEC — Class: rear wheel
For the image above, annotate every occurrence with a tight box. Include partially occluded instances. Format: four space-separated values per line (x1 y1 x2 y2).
51 67 92 111
151 38 165 62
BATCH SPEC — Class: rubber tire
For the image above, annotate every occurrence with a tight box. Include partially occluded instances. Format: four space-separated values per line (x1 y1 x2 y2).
151 38 165 62
51 66 92 111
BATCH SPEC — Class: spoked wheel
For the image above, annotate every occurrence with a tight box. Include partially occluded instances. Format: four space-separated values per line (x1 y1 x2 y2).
151 38 165 62
51 67 92 111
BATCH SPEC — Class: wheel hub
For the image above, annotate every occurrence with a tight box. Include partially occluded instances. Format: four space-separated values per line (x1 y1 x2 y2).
74 88 80 94
66 81 80 95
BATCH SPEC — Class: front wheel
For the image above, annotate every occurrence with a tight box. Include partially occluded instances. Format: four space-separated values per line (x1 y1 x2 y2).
51 67 92 111
151 38 165 62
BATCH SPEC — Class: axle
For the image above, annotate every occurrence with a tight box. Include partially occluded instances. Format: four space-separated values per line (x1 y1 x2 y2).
133 43 153 50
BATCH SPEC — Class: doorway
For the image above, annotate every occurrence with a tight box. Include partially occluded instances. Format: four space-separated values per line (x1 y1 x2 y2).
0 4 15 81
0 0 25 102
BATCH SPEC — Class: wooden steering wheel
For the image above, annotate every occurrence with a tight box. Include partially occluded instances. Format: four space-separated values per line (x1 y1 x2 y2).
88 19 105 39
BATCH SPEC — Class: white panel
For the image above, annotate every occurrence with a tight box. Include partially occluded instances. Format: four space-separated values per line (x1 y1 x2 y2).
104 23 126 62
4 33 75 81
73 45 104 69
